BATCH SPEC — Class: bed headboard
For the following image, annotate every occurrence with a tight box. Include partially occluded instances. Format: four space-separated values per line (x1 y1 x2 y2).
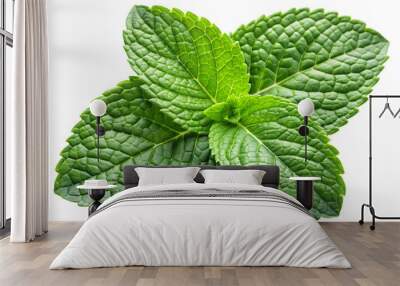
123 165 280 189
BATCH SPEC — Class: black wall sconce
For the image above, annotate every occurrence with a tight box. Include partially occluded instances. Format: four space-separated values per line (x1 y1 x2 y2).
297 98 315 163
89 99 107 164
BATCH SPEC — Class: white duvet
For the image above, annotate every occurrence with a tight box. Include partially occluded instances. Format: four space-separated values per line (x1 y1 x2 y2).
50 183 350 269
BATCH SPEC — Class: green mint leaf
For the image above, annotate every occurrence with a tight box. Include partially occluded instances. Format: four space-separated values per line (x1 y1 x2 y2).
232 8 389 134
54 77 214 206
124 5 250 133
203 102 232 123
208 95 345 217
204 97 246 124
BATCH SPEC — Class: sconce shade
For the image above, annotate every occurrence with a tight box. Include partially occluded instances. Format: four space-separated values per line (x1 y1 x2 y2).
298 98 315 117
89 99 107 117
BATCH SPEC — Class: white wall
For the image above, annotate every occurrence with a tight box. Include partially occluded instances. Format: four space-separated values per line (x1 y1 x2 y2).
48 0 400 221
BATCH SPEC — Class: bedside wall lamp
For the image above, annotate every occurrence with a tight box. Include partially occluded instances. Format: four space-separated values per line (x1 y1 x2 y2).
89 99 107 164
297 98 315 164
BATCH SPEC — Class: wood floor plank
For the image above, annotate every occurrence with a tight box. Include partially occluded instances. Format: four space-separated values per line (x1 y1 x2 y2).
0 222 399 286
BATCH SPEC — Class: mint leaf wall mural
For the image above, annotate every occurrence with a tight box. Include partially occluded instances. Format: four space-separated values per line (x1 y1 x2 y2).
123 5 250 134
207 96 345 217
54 5 388 217
232 8 389 134
55 77 213 206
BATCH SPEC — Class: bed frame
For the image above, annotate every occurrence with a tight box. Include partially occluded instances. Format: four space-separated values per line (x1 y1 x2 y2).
123 165 280 189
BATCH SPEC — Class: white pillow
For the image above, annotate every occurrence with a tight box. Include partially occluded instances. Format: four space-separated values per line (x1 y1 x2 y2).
200 169 266 185
135 167 201 186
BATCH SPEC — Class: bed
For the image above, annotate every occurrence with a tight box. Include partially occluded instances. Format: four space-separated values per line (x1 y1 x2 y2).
50 165 350 269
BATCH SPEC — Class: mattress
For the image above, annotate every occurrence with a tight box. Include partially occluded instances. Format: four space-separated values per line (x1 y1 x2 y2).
50 183 350 269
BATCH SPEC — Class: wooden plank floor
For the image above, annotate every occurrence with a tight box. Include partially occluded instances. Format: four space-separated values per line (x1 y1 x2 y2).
0 222 399 286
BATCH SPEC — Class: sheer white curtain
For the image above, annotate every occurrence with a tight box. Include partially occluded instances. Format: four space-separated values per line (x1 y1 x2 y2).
10 0 49 242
